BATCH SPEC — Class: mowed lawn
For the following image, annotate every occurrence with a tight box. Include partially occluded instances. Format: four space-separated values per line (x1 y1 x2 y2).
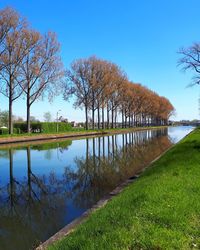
48 128 200 250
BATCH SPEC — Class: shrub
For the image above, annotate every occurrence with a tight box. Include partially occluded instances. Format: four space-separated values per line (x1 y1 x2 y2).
13 122 72 133
0 128 9 135
0 128 21 135
14 122 42 133
14 123 27 133
14 128 21 134
41 122 72 133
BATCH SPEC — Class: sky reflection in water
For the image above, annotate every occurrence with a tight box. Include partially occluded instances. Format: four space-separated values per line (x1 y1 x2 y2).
0 126 194 250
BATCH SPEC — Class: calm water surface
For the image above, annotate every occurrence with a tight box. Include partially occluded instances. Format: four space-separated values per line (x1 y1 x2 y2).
0 126 194 250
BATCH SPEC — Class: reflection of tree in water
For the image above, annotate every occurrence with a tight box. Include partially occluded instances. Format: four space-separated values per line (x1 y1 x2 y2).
0 129 172 250
0 140 72 250
64 128 172 209
31 140 72 161
0 150 9 159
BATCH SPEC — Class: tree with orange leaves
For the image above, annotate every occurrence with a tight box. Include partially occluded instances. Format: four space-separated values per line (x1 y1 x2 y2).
65 56 174 130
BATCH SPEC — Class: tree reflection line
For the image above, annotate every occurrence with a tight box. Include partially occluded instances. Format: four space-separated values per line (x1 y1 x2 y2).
0 128 171 250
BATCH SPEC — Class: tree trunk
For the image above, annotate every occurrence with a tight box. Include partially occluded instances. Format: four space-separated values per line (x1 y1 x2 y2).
107 105 109 129
9 96 13 134
92 108 95 129
92 104 95 130
111 108 114 129
115 109 117 128
102 105 104 129
26 92 31 133
122 108 124 128
131 115 134 127
27 104 31 133
85 105 88 130
92 93 95 129
97 104 100 129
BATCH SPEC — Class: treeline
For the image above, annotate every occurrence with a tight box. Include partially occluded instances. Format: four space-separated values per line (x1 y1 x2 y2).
0 7 174 134
63 57 174 129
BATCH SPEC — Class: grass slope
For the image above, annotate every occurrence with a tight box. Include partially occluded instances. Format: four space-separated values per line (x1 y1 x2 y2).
48 129 200 250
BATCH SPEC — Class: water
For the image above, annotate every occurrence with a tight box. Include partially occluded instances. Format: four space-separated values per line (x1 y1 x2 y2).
0 126 194 250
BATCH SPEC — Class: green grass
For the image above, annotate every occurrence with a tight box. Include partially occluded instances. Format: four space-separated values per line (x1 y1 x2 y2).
0 127 85 138
48 128 200 250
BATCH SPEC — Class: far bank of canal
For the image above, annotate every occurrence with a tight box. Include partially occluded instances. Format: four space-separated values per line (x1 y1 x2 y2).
0 126 169 145
0 126 194 250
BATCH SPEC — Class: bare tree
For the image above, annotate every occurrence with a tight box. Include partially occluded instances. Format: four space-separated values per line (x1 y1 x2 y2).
0 7 19 54
64 58 92 130
0 8 19 128
89 57 110 129
0 7 63 134
19 32 64 132
0 12 31 134
178 43 200 85
106 67 127 129
44 111 52 122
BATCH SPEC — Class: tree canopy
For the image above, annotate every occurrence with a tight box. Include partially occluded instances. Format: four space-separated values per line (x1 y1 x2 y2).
64 56 174 129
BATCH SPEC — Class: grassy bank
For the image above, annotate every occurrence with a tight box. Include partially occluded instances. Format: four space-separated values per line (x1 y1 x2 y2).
48 128 200 250
0 126 168 137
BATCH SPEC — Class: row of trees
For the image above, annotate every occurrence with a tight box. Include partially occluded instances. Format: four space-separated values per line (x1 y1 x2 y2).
0 7 174 134
64 56 174 129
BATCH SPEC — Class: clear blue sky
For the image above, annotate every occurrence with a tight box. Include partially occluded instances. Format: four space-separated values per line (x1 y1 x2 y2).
0 0 199 121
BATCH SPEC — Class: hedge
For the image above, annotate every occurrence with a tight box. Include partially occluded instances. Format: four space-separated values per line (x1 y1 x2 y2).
0 128 9 135
13 122 72 133
0 128 21 135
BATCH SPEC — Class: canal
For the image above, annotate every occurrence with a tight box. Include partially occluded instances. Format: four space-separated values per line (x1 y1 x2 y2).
0 126 193 250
